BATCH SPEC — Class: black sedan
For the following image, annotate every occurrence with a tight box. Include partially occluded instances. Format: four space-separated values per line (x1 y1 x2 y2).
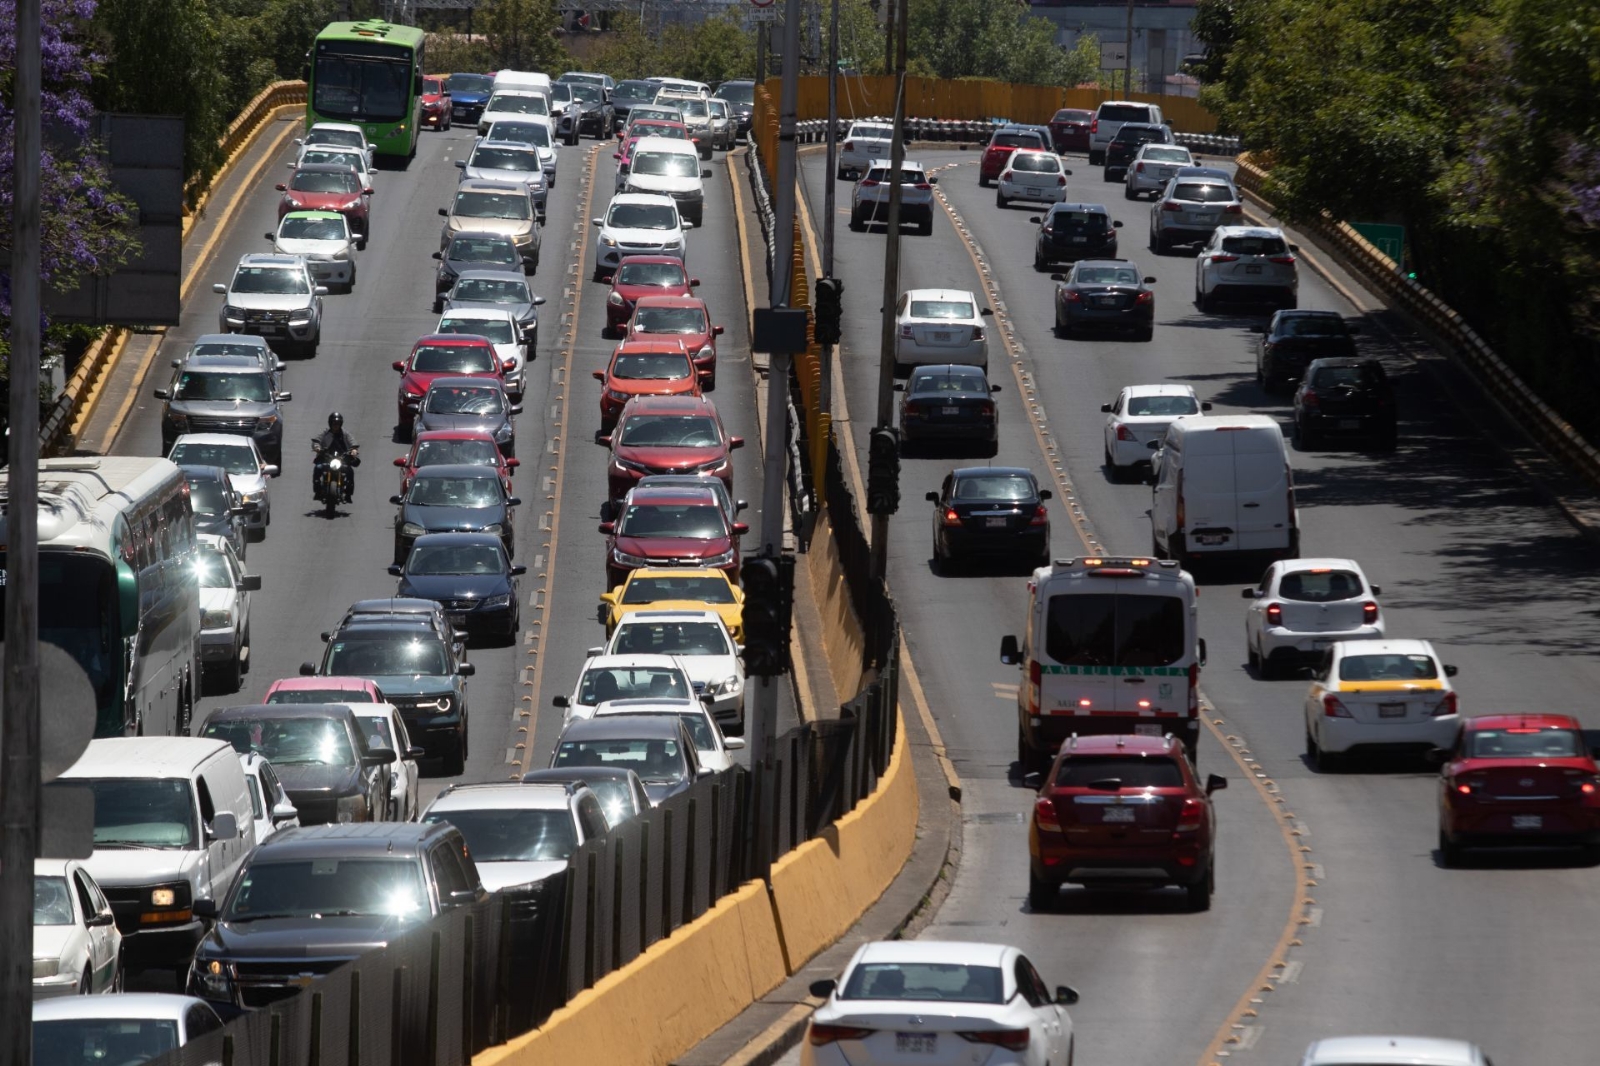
389 532 525 642
1293 357 1397 450
926 466 1052 573
390 463 521 564
1051 259 1157 341
1254 309 1360 393
895 363 1001 453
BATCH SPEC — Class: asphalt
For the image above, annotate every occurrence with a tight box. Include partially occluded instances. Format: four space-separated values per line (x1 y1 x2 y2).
799 145 1600 1066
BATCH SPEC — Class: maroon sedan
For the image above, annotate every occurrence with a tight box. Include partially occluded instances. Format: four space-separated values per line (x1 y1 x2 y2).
393 334 505 438
275 164 370 239
604 255 699 337
626 295 724 388
599 484 747 587
393 428 518 495
1048 108 1094 153
600 394 743 500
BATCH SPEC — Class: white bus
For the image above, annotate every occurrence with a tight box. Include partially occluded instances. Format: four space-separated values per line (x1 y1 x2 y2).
0 458 200 738
1001 555 1205 770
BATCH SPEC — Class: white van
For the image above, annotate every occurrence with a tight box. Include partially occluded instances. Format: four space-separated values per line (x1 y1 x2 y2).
1000 556 1204 769
50 738 256 976
619 136 709 225
1149 414 1298 564
1088 100 1166 165
493 70 551 94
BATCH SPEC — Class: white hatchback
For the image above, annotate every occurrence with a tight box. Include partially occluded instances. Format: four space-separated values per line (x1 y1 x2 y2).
32 859 122 997
598 610 746 734
1300 1036 1491 1066
893 288 993 373
1101 384 1210 477
436 306 529 400
1303 639 1460 771
591 193 691 280
1243 558 1385 677
995 149 1070 208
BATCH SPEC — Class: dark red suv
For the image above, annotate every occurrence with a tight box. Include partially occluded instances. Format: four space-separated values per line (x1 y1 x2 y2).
1028 734 1225 912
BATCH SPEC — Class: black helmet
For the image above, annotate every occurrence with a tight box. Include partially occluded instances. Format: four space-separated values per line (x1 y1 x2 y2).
328 412 344 430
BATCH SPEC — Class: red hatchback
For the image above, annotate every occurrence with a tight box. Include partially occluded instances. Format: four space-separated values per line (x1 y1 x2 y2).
1047 108 1094 153
393 429 519 495
604 255 699 336
600 394 743 500
1028 733 1226 912
627 295 724 388
421 75 451 130
979 127 1050 186
276 164 371 238
599 484 747 588
1438 714 1600 864
393 334 506 437
594 339 701 429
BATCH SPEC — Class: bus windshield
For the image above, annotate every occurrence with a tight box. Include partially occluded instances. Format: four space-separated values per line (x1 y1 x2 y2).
313 39 414 123
0 552 119 721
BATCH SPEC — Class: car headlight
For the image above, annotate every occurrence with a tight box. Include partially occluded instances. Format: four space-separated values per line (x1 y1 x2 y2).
32 958 61 980
612 548 651 567
289 309 313 323
481 523 504 535
693 459 727 474
607 292 624 306
332 248 350 260
614 457 650 474
336 794 364 823
223 304 244 319
481 594 511 608
341 199 362 211
202 609 234 629
168 413 189 429
494 424 513 441
665 238 684 249
697 344 715 360
400 522 425 536
701 549 735 567
237 490 260 504
606 388 631 402
257 415 278 427
193 959 232 999
600 236 618 248
706 674 742 697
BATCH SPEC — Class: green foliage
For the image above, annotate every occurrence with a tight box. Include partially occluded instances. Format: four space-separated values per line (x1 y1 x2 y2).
423 32 497 75
826 0 887 76
585 18 658 81
481 0 566 73
584 12 752 84
904 0 1095 87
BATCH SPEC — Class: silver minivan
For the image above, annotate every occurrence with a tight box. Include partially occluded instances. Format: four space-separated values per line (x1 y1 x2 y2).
1149 414 1298 564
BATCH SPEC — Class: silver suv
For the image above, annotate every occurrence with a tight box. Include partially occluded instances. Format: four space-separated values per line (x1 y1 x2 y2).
1149 168 1243 254
1195 225 1299 311
155 353 292 464
850 159 936 235
212 254 326 358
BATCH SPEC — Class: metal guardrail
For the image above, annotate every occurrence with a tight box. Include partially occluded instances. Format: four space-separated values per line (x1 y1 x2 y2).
1233 154 1600 489
789 116 1241 153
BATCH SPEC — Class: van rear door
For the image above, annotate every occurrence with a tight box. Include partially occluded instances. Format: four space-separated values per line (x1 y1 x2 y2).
1040 587 1189 721
1179 434 1238 552
1232 430 1291 551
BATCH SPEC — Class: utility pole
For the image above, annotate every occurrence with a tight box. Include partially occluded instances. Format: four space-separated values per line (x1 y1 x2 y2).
1124 0 1135 96
820 0 839 420
756 21 768 86
2 0 43 1063
868 0 907 584
882 0 895 81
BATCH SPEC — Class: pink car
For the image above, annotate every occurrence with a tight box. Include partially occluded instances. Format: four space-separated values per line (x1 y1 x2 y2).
262 676 385 704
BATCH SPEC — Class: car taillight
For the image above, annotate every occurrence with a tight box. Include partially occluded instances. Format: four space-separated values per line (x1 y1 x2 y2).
1431 691 1458 717
1362 601 1379 624
1116 424 1136 441
1034 796 1062 833
958 1030 1030 1052
899 324 913 338
1063 290 1082 303
1265 602 1283 626
1105 229 1117 239
1300 389 1319 407
972 326 985 341
1188 661 1200 716
1210 253 1239 263
1089 118 1098 133
1269 255 1297 264
1135 162 1144 173
902 401 920 416
1452 779 1475 796
979 401 995 416
503 359 517 371
1042 225 1054 235
809 1024 874 1046
860 179 879 187
842 140 854 151
942 507 962 526
1057 175 1066 186
1029 504 1048 526
1135 290 1153 305
1161 201 1182 211
1323 695 1353 718
1224 203 1244 214
915 182 932 190
1027 659 1041 713
1175 797 1205 833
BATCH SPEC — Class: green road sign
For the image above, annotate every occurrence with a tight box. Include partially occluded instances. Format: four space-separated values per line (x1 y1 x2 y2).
1351 222 1404 266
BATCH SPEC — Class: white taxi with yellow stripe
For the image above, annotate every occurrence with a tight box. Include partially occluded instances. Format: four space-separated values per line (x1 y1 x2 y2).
1303 639 1460 771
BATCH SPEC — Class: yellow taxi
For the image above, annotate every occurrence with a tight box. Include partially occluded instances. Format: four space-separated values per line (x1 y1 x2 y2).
598 567 745 642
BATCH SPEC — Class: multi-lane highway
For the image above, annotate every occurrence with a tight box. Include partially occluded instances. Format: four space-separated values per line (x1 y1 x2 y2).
803 144 1600 1065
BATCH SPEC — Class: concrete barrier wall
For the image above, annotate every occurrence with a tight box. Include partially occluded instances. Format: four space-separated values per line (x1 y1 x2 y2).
805 513 867 701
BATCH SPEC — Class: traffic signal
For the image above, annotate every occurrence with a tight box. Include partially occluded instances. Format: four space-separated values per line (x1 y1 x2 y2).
867 426 900 516
740 554 795 677
813 277 844 346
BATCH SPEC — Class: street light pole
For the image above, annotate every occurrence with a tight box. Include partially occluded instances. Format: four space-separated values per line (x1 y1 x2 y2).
820 0 839 420
1124 0 1135 95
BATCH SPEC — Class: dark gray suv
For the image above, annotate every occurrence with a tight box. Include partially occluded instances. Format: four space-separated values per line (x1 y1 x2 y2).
155 353 291 464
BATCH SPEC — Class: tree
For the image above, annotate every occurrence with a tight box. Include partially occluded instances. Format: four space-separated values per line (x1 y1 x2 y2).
482 0 566 73
904 0 1093 87
586 17 659 80
678 12 753 85
826 0 887 76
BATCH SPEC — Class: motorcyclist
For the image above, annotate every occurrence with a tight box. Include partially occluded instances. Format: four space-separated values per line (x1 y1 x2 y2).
313 412 360 502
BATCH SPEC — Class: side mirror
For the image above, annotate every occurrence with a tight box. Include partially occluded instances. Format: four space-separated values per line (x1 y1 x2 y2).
276 391 292 402
389 495 404 505
1241 588 1259 599
262 464 280 478
593 370 606 381
1112 220 1124 228
808 978 836 999
86 910 116 927
300 661 317 675
1201 401 1213 411
929 176 938 184
733 522 750 535
454 160 467 169
406 746 425 760
1100 403 1112 412
980 307 994 316
393 457 407 467
1371 584 1382 595
212 283 228 295
240 575 262 592
271 800 298 825
458 662 477 676
702 169 713 179
274 183 288 192
1049 273 1066 282
314 286 329 296
1205 774 1227 794
1289 243 1300 252
362 747 398 767
363 188 374 197
690 278 701 287
596 434 613 447
507 495 523 506
511 564 528 576
1425 747 1452 768
1250 324 1267 334
431 251 443 260
925 491 939 503
681 220 695 230
736 500 748 513
728 436 744 449
999 634 1020 665
1146 439 1161 450
1143 276 1157 284
893 383 905 392
553 695 571 709
1028 216 1042 224
1055 986 1080 1006
534 295 547 305
591 217 603 226
153 388 170 400
507 458 521 469
1444 665 1459 677
990 384 1002 393
192 899 219 920
438 208 449 217
1038 490 1052 501
388 564 403 576
598 521 615 534
725 737 747 751
713 325 724 336
207 812 239 841
264 232 276 241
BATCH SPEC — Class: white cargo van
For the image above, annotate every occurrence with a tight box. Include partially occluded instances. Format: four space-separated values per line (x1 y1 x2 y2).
493 70 551 93
50 738 256 976
619 136 709 225
1149 414 1298 564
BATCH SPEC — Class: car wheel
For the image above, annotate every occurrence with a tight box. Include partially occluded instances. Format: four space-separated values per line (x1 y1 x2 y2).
1377 424 1398 452
849 207 864 232
1088 151 1102 166
1184 865 1214 912
1034 250 1047 271
917 217 932 237
431 296 443 314
1124 183 1136 200
442 736 465 777
1297 416 1320 450
995 191 1007 208
1138 325 1154 342
1311 732 1341 773
241 623 251 675
1198 288 1217 313
978 174 991 188
346 263 357 293
223 645 243 693
1438 827 1463 867
1027 870 1057 913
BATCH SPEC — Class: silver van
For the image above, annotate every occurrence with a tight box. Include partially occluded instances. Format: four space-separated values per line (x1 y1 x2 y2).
1088 100 1166 166
50 738 256 977
1149 414 1298 564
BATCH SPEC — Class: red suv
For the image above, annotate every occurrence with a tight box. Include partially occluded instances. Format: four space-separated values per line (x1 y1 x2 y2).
600 394 743 500
393 429 518 495
1438 714 1600 865
979 126 1050 186
1047 108 1094 153
627 295 724 388
604 255 699 337
393 334 505 437
421 75 452 130
595 339 701 429
599 484 747 587
1028 734 1226 912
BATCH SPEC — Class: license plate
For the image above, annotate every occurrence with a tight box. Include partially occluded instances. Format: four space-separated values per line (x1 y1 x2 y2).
940 406 960 415
1196 533 1228 545
985 517 1007 528
1102 806 1136 823
932 331 952 342
1134 723 1163 736
1512 815 1543 830
1071 235 1088 243
256 326 283 336
1245 264 1263 274
1339 419 1361 429
1027 187 1045 196
1096 296 1119 307
1379 702 1406 718
895 1034 936 1054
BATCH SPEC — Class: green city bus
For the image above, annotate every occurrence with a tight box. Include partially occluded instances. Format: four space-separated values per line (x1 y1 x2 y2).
306 19 426 162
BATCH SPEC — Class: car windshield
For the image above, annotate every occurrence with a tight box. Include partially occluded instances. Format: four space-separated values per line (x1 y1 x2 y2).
168 442 258 475
453 191 531 220
1074 266 1140 286
1142 146 1191 163
189 341 269 360
709 100 728 118
1338 654 1438 682
1278 569 1363 601
359 717 394 752
1311 365 1376 389
231 266 309 295
1126 395 1199 416
908 299 974 320
413 438 500 468
300 149 364 171
448 237 519 266
617 414 720 447
1175 182 1236 203
635 124 687 143
447 73 493 93
1466 727 1582 759
47 777 196 849
549 84 572 104
412 344 496 373
1221 234 1288 256
1010 152 1059 173
452 276 529 303
608 204 678 230
621 575 735 604
618 504 725 538
632 152 700 178
613 353 693 380
579 666 690 703
612 621 730 657
633 108 681 124
423 387 504 416
267 688 374 704
719 83 754 104
618 261 687 287
225 857 428 919
424 808 577 862
326 637 450 676
471 146 540 171
408 543 505 575
678 99 708 118
613 81 656 102
409 474 503 507
570 83 601 103
290 170 359 194
1279 316 1347 337
911 369 989 394
173 371 273 402
553 737 686 785
634 306 707 333
1044 592 1186 668
308 128 365 150
33 876 74 925
203 716 356 767
193 549 235 590
992 133 1041 149
487 93 548 116
953 474 1035 501
186 478 229 516
34 1019 180 1066
281 216 348 240
487 121 553 147
1055 756 1185 788
840 962 1004 1004
438 316 516 345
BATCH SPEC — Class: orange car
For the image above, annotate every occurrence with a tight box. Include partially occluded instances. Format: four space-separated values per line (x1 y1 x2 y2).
594 338 701 429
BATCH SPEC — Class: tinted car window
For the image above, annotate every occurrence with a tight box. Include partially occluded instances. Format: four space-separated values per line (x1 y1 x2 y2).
229 857 428 917
952 474 1035 501
1044 593 1185 667
992 133 1043 149
1126 395 1199 416
1054 756 1184 788
577 666 690 702
447 236 519 266
1010 153 1059 173
1466 728 1582 759
412 344 496 373
1279 316 1347 337
1338 653 1438 681
1220 234 1288 256
1098 104 1153 123
1174 183 1236 203
1278 570 1363 601
841 963 1003 1003
424 810 575 862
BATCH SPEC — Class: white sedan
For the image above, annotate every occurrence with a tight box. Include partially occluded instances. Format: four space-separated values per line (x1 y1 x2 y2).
1302 1036 1489 1066
593 697 745 772
598 610 746 735
1101 384 1210 478
1243 558 1384 678
995 150 1070 208
239 752 300 842
554 652 699 722
436 306 529 401
892 288 993 373
194 533 259 692
33 859 122 997
1303 639 1460 772
167 433 278 537
351 703 423 821
803 941 1078 1066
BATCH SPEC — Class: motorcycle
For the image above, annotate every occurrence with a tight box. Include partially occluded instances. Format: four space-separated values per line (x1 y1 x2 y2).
311 438 359 517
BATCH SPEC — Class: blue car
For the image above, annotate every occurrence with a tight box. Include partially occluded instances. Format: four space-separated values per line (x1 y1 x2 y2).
389 532 525 642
